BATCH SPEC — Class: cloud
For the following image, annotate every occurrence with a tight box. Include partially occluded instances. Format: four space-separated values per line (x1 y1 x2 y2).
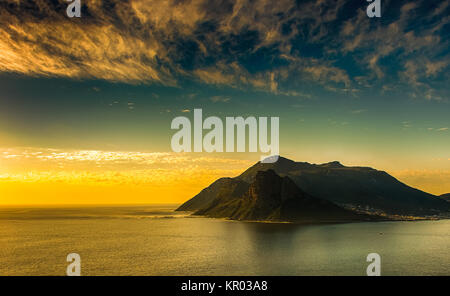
0 0 448 98
304 65 350 87
425 60 449 77
0 147 253 186
210 96 231 103
194 67 236 86
351 109 367 114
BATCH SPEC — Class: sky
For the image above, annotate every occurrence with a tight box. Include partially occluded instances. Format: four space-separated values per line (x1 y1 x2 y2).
0 0 449 204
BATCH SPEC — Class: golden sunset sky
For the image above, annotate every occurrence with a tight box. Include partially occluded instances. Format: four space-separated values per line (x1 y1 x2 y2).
0 0 449 204
0 146 449 204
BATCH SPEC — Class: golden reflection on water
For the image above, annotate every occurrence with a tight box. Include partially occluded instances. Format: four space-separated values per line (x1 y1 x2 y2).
0 205 448 275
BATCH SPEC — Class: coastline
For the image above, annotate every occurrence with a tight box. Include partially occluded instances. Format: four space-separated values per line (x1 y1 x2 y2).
179 210 449 225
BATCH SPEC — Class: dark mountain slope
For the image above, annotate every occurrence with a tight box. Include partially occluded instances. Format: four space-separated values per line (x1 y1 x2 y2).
177 157 449 216
177 177 249 211
194 170 374 222
235 157 448 215
440 194 450 202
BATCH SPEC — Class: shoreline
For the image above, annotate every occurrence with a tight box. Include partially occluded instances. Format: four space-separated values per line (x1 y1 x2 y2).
183 211 449 225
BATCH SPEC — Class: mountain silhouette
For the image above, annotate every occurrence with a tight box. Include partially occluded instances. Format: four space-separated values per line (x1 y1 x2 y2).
177 156 450 216
192 169 375 222
440 194 450 202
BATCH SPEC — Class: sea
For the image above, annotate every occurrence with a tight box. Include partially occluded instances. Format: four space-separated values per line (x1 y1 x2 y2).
0 204 448 275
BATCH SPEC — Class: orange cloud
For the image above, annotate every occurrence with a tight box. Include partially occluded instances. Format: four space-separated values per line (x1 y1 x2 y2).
0 147 253 204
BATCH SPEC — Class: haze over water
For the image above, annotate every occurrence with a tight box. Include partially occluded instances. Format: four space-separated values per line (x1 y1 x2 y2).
0 204 448 276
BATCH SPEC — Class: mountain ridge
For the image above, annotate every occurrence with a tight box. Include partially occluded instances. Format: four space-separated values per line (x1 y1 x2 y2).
192 169 377 222
177 156 450 217
440 193 450 202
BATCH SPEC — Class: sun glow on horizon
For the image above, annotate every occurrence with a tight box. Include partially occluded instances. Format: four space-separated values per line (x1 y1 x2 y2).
0 147 449 205
0 147 255 205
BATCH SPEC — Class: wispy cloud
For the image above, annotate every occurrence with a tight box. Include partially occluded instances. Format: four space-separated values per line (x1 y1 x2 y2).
0 147 253 186
0 0 448 98
339 1 449 99
351 109 367 114
210 96 231 103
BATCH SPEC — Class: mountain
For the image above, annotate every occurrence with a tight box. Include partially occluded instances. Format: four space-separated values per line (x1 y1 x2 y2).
177 156 450 216
177 177 248 211
192 169 375 222
440 194 450 202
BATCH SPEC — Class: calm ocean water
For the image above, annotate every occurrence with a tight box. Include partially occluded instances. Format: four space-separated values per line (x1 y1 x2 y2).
0 204 448 276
